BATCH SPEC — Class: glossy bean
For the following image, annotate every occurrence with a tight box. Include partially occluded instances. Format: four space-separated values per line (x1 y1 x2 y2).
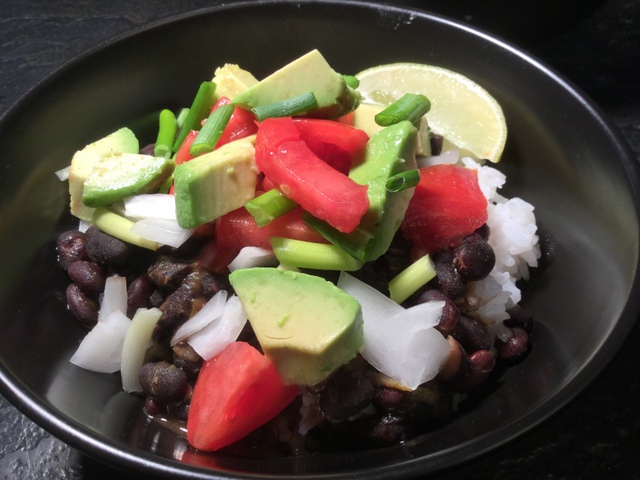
67 260 106 294
138 361 189 404
127 275 155 317
319 367 374 421
56 230 88 271
497 327 530 361
66 283 99 328
452 315 492 353
84 226 132 266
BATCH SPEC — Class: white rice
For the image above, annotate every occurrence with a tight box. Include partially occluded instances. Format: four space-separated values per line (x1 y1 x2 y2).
460 157 541 340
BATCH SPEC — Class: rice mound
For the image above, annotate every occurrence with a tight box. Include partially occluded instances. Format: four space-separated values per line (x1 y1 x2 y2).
460 157 541 339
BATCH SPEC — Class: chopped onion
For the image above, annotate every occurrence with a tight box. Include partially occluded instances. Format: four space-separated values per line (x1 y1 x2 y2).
130 217 194 248
70 309 131 373
55 166 70 181
418 149 460 168
228 246 278 271
170 290 228 345
338 272 451 390
187 295 248 361
121 307 162 393
122 194 177 221
78 219 91 233
98 276 128 323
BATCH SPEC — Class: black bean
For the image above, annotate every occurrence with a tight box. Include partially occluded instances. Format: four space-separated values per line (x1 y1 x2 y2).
411 289 460 336
431 250 468 300
504 305 534 332
173 342 203 381
56 230 88 271
67 261 106 294
496 327 530 362
450 349 495 392
66 283 99 328
127 275 155 317
147 257 194 289
139 143 155 156
366 413 407 444
138 361 189 404
373 386 406 410
144 396 162 416
319 367 374 421
453 238 496 281
429 133 444 156
473 224 491 242
84 226 132 266
452 315 492 353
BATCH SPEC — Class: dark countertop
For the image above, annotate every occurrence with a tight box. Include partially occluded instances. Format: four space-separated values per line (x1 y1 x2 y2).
1 1 639 478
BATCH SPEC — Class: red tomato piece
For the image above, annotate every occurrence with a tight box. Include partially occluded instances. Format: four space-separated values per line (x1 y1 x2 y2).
187 342 298 452
175 129 199 165
197 207 328 273
255 117 369 233
292 118 369 174
212 97 259 148
400 164 488 253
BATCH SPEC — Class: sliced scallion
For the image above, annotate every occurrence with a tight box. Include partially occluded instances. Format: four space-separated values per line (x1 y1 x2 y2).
375 93 431 126
343 75 360 89
251 92 318 121
270 237 363 271
386 169 421 192
175 107 190 129
172 81 217 153
154 109 178 158
245 189 297 226
190 103 235 156
388 254 437 304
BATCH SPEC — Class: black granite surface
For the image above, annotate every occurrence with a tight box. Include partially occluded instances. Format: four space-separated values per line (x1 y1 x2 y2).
0 0 639 478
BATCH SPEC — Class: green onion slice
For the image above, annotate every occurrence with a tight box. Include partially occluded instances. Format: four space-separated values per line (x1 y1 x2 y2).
386 169 421 192
154 109 178 158
172 81 216 153
251 92 318 121
375 93 431 126
245 189 297 227
190 103 235 157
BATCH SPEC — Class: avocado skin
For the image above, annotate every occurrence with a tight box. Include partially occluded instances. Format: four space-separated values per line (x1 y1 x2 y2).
306 121 418 262
229 267 363 386
81 153 175 208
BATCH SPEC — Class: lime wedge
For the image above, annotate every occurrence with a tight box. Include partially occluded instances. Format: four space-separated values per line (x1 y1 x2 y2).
356 63 507 162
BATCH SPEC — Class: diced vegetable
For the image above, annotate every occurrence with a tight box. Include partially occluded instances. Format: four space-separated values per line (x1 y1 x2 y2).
121 308 162 393
172 81 217 153
270 237 362 271
400 164 488 253
154 109 178 158
375 93 431 126
186 342 298 451
255 117 369 233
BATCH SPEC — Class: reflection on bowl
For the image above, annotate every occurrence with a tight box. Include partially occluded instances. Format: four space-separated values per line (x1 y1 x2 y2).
0 1 638 479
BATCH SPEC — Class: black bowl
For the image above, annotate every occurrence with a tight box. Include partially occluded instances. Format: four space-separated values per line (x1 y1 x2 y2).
0 1 638 478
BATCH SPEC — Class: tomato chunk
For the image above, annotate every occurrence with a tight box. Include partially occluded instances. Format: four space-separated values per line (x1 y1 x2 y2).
187 342 298 451
292 118 368 174
255 117 369 233
400 164 488 253
197 206 328 273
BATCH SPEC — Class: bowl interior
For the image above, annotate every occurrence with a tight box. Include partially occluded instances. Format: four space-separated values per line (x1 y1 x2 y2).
0 2 638 478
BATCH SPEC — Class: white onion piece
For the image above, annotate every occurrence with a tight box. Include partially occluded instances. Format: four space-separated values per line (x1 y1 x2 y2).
121 308 162 393
187 295 248 361
122 194 177 221
338 272 451 390
100 308 131 337
170 290 228 346
78 219 91 233
55 166 70 181
130 217 194 248
98 276 128 323
70 314 129 373
228 246 278 271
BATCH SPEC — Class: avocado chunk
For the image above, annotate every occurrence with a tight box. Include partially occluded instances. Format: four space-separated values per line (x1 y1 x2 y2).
232 49 360 119
82 152 175 208
212 64 259 102
69 127 139 219
306 121 418 262
229 267 364 386
173 135 258 229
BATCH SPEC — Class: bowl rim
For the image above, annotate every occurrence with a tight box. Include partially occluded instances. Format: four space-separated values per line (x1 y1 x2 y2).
1 1 639 478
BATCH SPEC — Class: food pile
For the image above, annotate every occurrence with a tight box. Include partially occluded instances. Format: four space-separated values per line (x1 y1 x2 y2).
54 50 541 454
